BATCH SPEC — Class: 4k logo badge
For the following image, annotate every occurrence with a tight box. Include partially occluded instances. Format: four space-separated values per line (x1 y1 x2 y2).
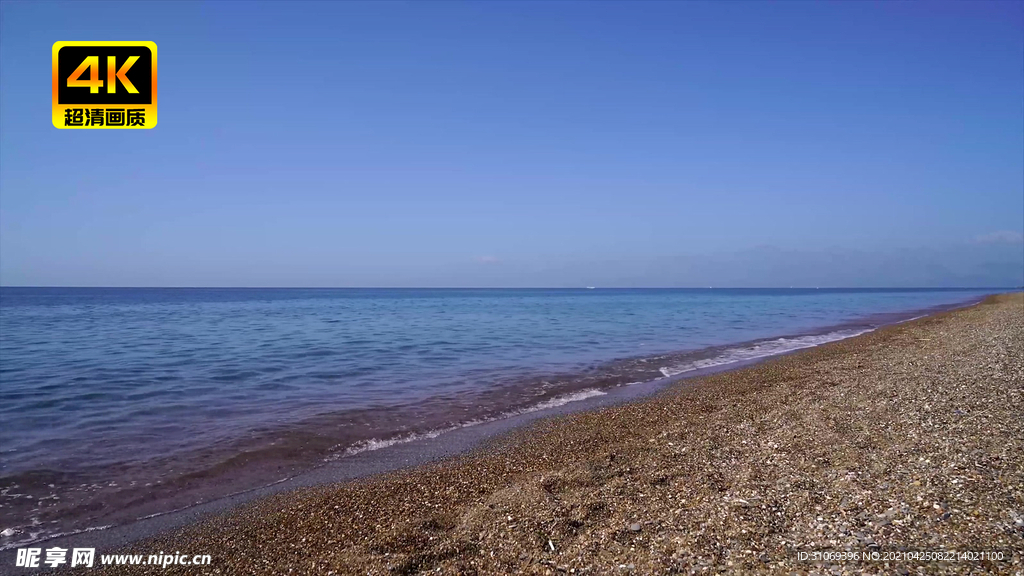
52 41 157 129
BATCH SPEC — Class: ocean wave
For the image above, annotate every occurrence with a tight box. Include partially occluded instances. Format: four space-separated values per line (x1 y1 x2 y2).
337 388 608 458
512 388 608 413
339 329 876 459
0 523 111 552
657 328 872 378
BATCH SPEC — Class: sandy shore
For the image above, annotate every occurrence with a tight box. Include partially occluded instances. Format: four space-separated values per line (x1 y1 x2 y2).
92 293 1022 574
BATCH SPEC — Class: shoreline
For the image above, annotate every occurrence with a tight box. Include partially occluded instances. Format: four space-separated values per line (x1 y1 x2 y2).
2 293 1020 573
0 293 1003 565
0 329 837 566
0 296 990 560
113 293 1024 573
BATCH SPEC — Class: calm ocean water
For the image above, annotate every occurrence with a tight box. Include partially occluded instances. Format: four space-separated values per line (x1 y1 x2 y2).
0 287 1001 546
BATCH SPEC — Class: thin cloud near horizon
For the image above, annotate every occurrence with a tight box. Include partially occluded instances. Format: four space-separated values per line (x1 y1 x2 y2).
974 231 1024 244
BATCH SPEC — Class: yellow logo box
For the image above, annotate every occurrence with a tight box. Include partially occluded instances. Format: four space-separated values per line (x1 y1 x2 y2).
52 41 157 129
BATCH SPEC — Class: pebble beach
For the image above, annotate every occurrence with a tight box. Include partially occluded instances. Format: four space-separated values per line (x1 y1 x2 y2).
96 293 1023 575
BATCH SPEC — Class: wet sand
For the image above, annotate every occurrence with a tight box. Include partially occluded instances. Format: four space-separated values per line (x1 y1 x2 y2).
16 293 1024 574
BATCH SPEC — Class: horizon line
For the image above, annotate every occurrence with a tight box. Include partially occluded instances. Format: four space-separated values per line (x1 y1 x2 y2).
0 286 1019 290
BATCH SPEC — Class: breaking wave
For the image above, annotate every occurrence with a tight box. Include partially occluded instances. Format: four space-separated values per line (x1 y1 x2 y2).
338 388 608 457
657 328 872 378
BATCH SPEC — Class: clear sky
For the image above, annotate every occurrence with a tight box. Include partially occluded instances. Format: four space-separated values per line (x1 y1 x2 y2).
1 0 1022 287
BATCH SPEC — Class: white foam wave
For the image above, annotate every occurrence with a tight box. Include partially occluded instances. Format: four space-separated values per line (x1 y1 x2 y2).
340 428 451 457
657 328 872 378
895 314 926 324
336 389 608 458
0 524 112 551
515 388 607 413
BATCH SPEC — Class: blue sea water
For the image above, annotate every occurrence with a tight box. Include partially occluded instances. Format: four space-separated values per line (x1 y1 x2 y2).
0 287 1002 544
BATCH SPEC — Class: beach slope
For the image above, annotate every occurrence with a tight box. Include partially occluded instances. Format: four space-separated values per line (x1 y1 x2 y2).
106 293 1023 574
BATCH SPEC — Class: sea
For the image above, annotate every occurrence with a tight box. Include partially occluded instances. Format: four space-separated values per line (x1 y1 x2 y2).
0 287 1003 547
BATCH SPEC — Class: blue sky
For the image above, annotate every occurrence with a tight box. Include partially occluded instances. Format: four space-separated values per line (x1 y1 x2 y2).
1 1 1021 287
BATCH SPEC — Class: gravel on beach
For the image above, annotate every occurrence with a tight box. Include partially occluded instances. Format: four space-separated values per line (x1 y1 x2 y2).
99 294 1023 575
